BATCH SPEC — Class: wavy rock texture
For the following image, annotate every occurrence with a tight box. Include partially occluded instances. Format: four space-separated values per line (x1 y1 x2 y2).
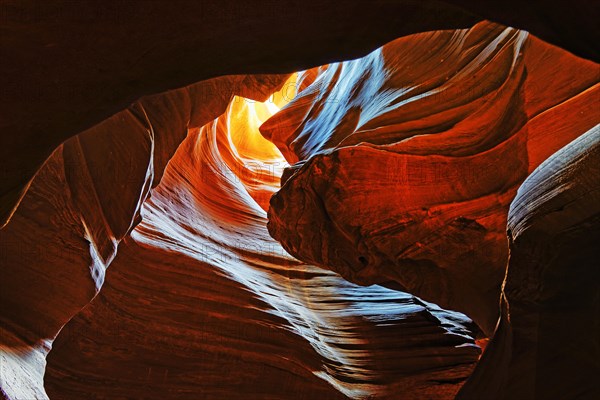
0 74 290 399
1 74 481 399
2 0 599 228
1 11 598 400
44 87 480 400
263 22 600 335
458 124 600 400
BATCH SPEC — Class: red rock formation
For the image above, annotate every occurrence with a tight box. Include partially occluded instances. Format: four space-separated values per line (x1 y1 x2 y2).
45 92 480 399
1 5 598 400
2 1 599 229
0 74 289 399
1 73 481 399
263 22 599 335
458 125 600 400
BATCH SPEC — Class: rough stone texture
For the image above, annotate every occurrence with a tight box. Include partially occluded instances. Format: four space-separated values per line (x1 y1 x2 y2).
1 0 599 228
458 125 600 400
263 22 600 335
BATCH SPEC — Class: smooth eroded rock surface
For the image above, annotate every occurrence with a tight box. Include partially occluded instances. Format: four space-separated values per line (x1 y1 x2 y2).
458 124 600 400
44 89 480 400
2 0 599 228
0 74 289 399
263 22 600 335
1 8 598 399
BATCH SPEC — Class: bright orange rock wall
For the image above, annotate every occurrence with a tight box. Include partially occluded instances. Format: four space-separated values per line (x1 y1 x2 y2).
263 22 599 335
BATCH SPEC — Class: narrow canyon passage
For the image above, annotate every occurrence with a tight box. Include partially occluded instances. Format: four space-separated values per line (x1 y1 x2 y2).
1 11 599 400
44 85 480 400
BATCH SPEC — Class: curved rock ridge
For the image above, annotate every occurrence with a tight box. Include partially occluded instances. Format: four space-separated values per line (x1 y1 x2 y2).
44 87 480 399
1 16 597 400
0 74 289 400
2 0 599 229
262 22 600 334
458 124 600 400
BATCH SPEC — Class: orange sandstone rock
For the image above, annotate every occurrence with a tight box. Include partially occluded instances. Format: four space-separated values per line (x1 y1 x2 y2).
263 22 599 335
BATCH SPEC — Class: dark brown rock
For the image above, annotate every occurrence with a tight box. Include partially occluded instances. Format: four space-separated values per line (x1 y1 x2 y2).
458 124 600 400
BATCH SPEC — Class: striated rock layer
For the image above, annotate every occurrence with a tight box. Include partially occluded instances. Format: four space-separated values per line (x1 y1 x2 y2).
0 74 290 399
0 13 598 400
44 84 480 400
2 74 480 399
263 22 600 335
2 0 599 229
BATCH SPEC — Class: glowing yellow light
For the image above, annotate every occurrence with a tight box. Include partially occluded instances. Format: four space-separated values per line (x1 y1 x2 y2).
228 73 297 162
218 74 298 211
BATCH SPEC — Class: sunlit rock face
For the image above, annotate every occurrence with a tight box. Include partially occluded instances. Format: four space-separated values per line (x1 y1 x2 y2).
1 73 480 399
263 22 600 335
2 0 599 230
1 11 598 400
44 81 480 400
0 74 290 399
